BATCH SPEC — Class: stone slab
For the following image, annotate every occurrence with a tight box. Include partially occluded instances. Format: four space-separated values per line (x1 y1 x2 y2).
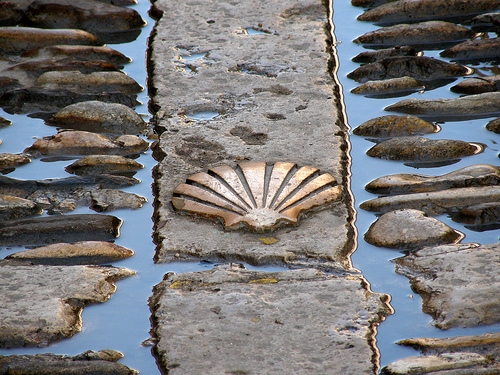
0 262 135 348
149 264 392 375
150 0 354 270
393 242 500 329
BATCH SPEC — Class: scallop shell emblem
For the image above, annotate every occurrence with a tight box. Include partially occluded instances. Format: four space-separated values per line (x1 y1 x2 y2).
172 162 342 232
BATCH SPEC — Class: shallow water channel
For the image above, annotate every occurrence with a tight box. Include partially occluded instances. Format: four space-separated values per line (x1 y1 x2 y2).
0 0 499 373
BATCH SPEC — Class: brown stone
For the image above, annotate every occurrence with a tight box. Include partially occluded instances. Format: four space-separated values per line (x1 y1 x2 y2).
486 118 500 133
65 155 144 176
351 77 423 96
0 153 31 172
451 75 500 95
0 194 42 221
441 37 500 62
353 115 437 137
352 46 418 64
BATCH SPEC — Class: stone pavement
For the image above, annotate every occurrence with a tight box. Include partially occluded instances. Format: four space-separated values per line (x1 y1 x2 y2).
148 0 393 373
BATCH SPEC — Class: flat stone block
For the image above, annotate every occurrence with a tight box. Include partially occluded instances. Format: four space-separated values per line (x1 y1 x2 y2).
149 264 392 375
151 0 353 270
0 262 135 348
394 242 500 329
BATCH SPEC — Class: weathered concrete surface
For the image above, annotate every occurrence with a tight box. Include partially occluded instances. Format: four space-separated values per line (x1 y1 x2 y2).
364 209 462 250
0 350 138 374
394 242 500 329
149 264 392 375
5 241 134 265
0 262 135 348
150 0 354 270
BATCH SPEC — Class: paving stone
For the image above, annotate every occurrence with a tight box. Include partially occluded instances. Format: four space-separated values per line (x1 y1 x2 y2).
5 241 134 265
0 262 135 348
149 264 392 375
352 46 418 64
360 185 500 215
353 115 438 138
0 153 31 173
0 194 42 221
351 77 423 97
364 209 463 250
365 164 500 195
451 75 500 95
393 242 500 329
65 155 144 176
151 0 354 270
441 37 500 63
0 350 138 374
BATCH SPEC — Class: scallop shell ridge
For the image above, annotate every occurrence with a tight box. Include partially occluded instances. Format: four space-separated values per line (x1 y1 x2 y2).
172 162 342 232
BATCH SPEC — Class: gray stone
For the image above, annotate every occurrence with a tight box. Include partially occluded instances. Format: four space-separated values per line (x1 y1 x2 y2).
486 118 500 133
5 241 134 265
352 46 418 64
353 115 438 137
24 130 149 157
0 87 140 114
441 37 500 62
0 153 31 173
35 71 143 94
452 202 500 226
394 242 500 329
360 186 500 215
151 0 354 270
451 75 500 95
0 350 138 374
467 12 500 33
366 136 481 162
353 21 475 48
0 262 135 348
47 101 147 135
347 57 468 83
381 352 490 374
0 213 122 246
365 164 500 195
65 155 144 176
0 174 141 213
365 209 462 250
351 77 423 96
22 45 131 66
384 92 500 121
357 0 500 25
23 0 146 35
0 26 101 56
149 264 392 375
0 194 42 221
89 188 147 212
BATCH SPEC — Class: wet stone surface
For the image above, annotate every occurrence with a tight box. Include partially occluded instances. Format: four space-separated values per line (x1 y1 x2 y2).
0 350 138 375
353 115 438 138
351 77 423 97
149 264 392 375
351 46 418 64
364 209 462 250
394 242 500 329
151 0 354 270
0 262 135 348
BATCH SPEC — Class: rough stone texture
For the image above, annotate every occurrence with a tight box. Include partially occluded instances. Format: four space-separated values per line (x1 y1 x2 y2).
394 242 500 329
65 155 144 176
22 45 131 66
451 202 500 229
364 209 462 250
0 194 42 221
384 92 500 121
357 0 500 25
0 153 31 173
149 264 392 375
380 352 490 375
486 118 500 133
468 12 500 33
352 46 418 64
89 188 147 212
151 0 354 270
0 350 138 375
353 21 475 48
365 164 500 195
24 130 149 157
47 101 147 135
360 186 500 215
347 56 468 83
351 77 423 96
366 137 480 162
441 37 500 62
451 75 500 95
353 115 438 138
0 213 122 246
0 262 135 348
5 241 134 265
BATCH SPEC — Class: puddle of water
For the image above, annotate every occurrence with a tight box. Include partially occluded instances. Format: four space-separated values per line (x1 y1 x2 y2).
186 111 219 120
180 52 206 61
332 2 500 370
245 28 269 35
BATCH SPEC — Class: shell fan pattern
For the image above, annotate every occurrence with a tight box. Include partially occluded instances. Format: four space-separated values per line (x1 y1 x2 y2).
172 162 342 232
